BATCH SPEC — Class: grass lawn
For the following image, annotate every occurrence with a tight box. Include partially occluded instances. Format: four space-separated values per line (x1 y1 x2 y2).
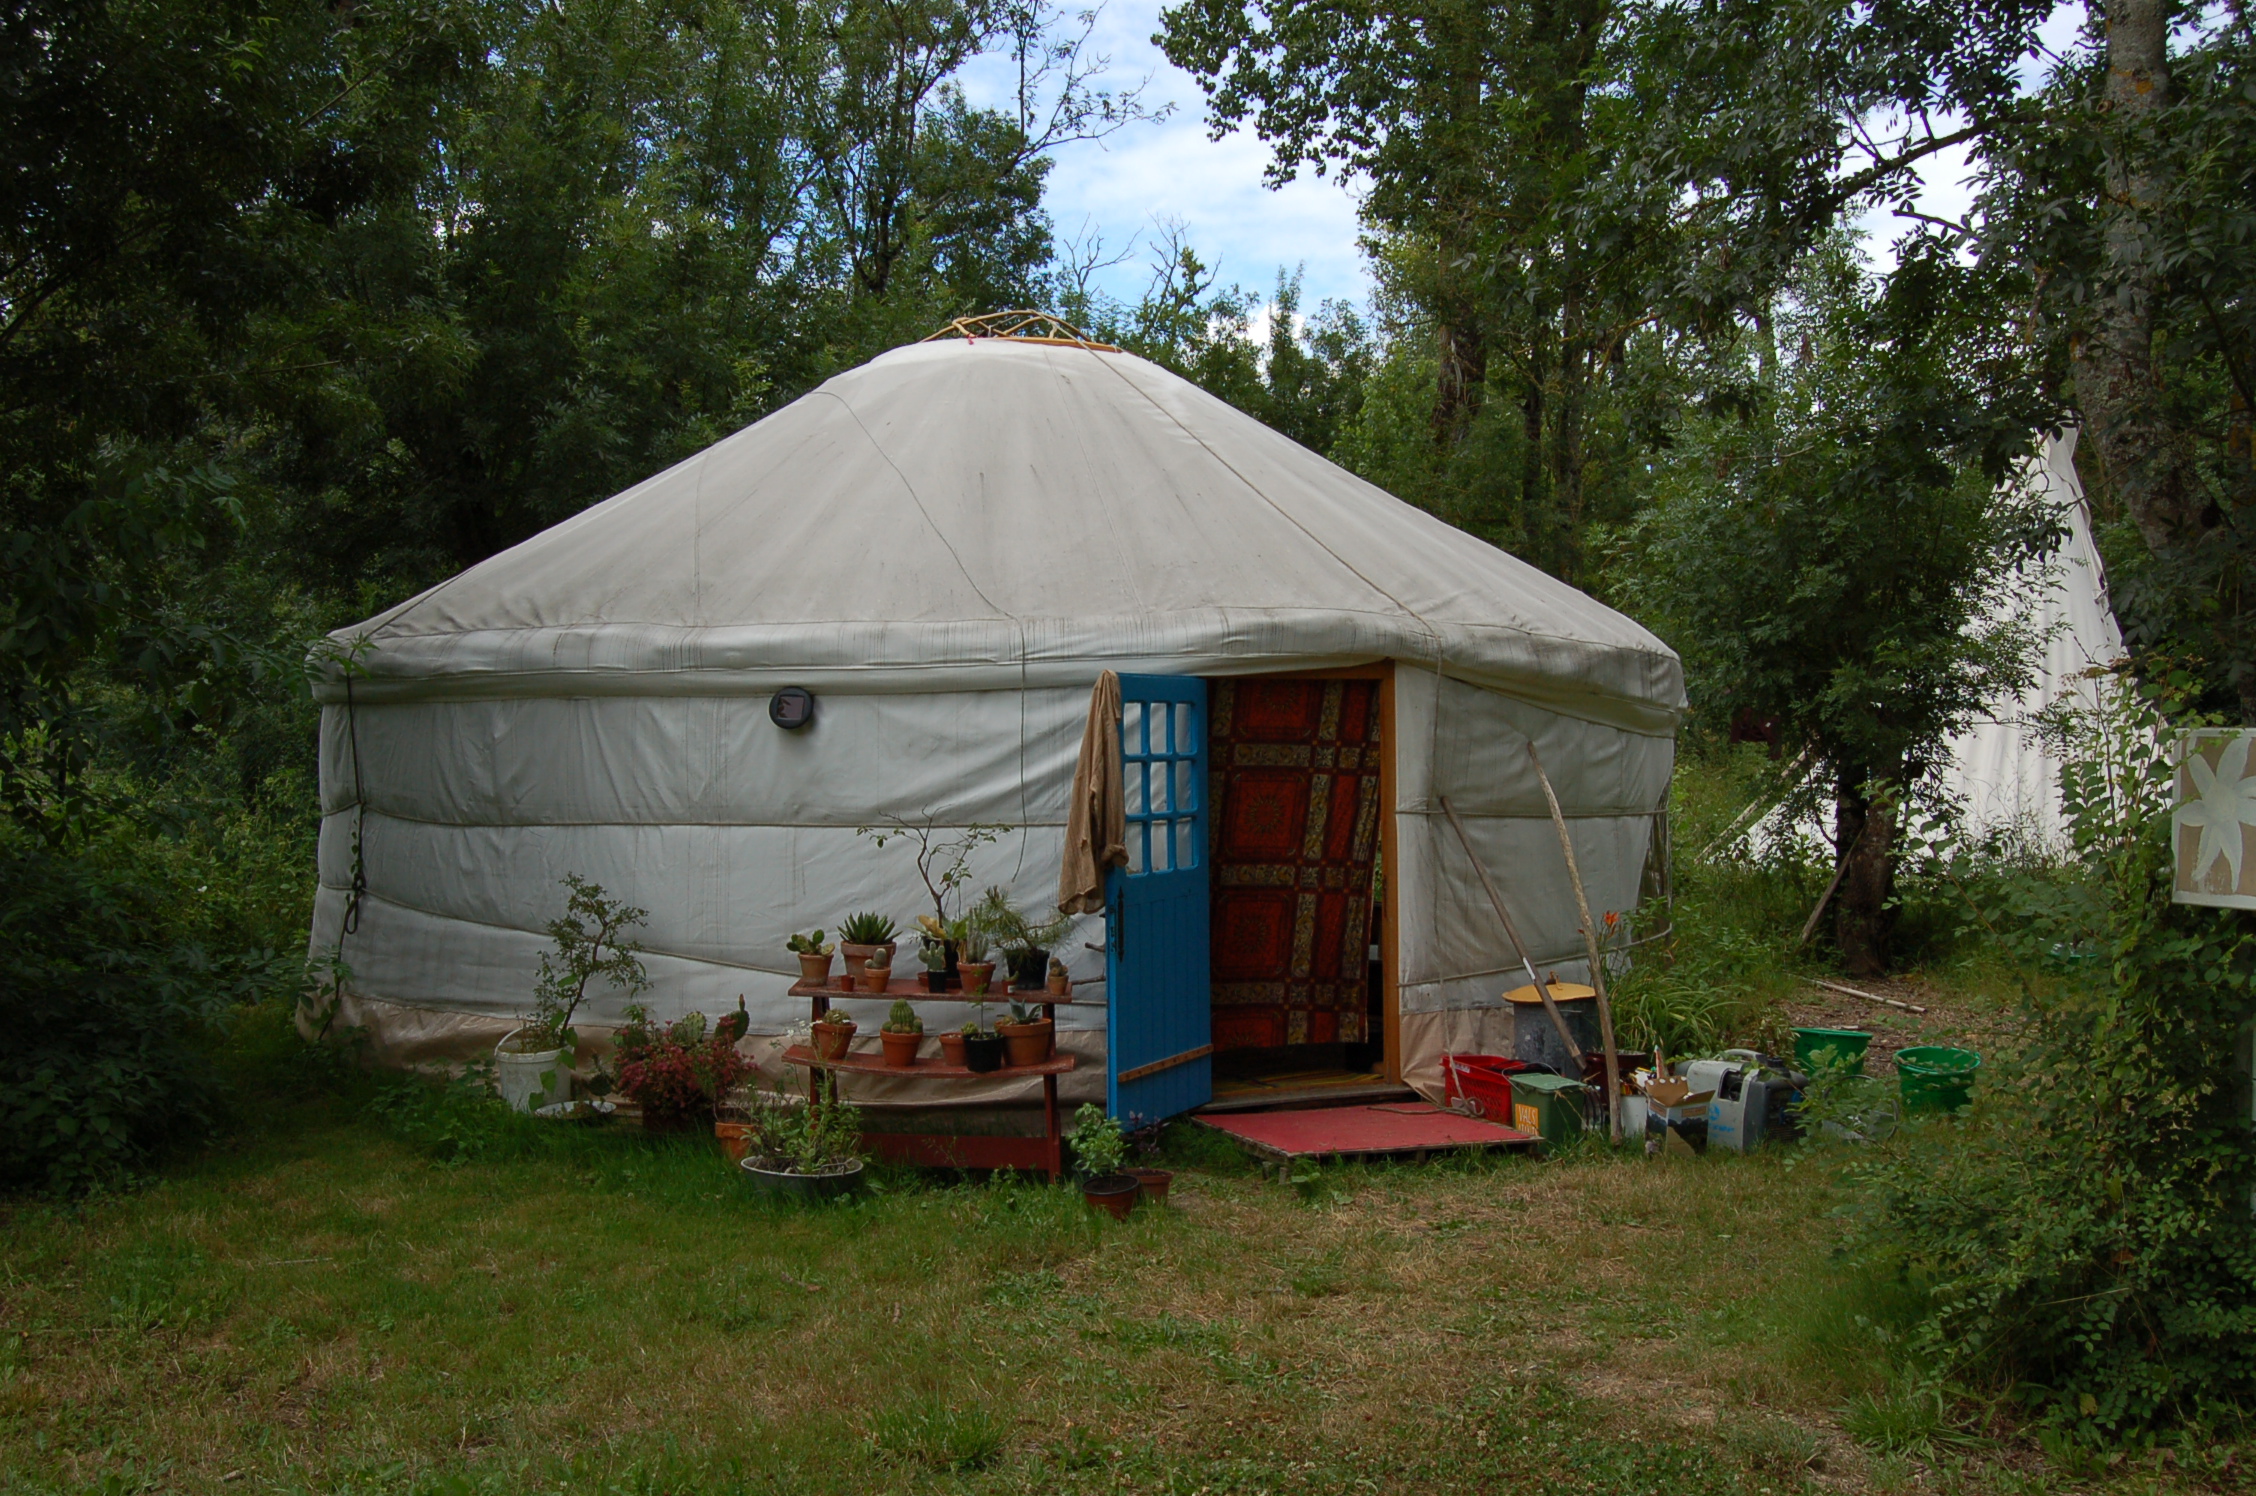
7 1061 2188 1496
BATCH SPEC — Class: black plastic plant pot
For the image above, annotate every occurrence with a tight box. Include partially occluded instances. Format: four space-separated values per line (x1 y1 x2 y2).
923 969 949 993
1010 948 1049 992
962 1034 1007 1072
739 1157 864 1201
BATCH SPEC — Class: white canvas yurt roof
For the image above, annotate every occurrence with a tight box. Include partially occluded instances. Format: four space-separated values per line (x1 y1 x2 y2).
314 335 1683 727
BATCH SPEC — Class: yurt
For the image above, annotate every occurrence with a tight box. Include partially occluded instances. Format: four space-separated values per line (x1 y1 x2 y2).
309 315 1685 1121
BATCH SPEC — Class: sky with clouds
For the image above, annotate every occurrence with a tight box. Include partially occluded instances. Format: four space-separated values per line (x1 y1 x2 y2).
955 0 2092 320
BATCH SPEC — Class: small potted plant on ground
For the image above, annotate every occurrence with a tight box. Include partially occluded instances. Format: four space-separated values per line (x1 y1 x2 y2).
502 875 650 1113
997 999 1055 1067
739 1081 866 1201
1122 1112 1172 1205
1073 1104 1138 1220
859 945 893 993
880 999 923 1067
938 1023 969 1066
838 911 899 981
612 1002 754 1133
788 930 834 987
812 1001 858 1061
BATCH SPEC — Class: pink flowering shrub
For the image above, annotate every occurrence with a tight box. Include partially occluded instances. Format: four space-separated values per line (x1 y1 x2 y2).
612 1004 753 1123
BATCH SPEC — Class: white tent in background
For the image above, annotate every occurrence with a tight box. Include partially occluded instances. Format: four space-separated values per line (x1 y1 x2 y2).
307 317 1685 1112
1941 429 2123 846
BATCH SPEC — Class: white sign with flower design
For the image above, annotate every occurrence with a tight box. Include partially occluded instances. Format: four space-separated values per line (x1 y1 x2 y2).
2173 731 2256 908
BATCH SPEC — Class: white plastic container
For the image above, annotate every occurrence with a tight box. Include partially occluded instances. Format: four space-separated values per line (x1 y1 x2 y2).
495 1033 571 1113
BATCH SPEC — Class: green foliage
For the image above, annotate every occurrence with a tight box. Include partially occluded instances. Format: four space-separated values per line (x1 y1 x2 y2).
0 822 301 1192
523 875 649 1051
883 999 923 1034
838 911 898 946
787 929 832 955
1070 1103 1126 1179
746 1084 863 1175
971 884 1069 954
1849 675 2256 1434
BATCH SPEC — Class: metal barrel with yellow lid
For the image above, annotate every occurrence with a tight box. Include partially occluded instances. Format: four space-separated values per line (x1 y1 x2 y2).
1503 977 1600 1074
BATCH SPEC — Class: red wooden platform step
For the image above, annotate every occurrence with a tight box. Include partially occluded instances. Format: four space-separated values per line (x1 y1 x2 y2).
1196 1101 1537 1167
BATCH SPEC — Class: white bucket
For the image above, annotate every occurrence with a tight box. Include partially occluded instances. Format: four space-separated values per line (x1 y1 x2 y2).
495 1035 571 1114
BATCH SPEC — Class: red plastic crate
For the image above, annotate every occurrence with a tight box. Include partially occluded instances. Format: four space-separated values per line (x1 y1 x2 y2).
1441 1053 1537 1121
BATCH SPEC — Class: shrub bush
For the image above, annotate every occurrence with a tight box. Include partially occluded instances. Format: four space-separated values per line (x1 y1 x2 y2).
0 826 294 1192
1849 676 2256 1437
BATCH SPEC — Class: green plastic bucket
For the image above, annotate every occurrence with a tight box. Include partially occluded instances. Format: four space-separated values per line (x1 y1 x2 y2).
1896 1045 1981 1114
1793 1026 1872 1075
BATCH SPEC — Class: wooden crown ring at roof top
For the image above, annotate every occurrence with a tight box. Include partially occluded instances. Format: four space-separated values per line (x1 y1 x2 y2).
921 310 1121 352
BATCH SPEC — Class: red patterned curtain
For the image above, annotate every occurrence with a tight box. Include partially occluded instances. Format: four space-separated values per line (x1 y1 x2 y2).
1208 678 1383 1049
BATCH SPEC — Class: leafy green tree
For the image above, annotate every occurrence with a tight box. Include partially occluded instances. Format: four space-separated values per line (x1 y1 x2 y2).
1979 7 2255 716
1614 244 2057 972
0 0 470 833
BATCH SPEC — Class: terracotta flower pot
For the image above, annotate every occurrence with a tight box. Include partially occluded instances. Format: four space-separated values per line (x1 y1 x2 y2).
1047 969 1070 996
997 1017 1054 1067
795 951 833 987
812 1018 857 1061
840 940 897 981
1082 1173 1139 1221
859 964 892 994
880 1029 921 1068
715 1119 757 1163
1127 1167 1173 1206
958 960 995 997
937 1031 967 1066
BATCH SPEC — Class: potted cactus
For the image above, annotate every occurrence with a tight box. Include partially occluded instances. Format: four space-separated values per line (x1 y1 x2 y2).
787 930 834 987
880 999 923 1067
837 911 899 981
917 937 952 993
858 945 893 993
1047 956 1070 996
997 999 1054 1066
812 1002 857 1061
954 919 995 998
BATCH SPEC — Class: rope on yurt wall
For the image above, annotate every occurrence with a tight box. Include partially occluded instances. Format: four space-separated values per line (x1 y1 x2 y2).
341 676 369 937
920 310 1121 352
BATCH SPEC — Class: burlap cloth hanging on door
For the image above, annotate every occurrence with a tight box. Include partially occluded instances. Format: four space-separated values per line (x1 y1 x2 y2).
1058 670 1126 914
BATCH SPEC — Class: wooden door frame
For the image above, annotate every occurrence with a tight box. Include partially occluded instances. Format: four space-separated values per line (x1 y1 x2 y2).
1219 662 1400 1084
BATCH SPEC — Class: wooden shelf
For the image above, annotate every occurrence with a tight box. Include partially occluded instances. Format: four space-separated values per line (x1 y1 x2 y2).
781 1044 1075 1079
790 978 1090 1004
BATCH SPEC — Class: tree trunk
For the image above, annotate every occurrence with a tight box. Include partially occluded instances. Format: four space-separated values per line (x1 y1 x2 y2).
2072 0 2199 560
1519 362 1547 561
1832 774 1899 977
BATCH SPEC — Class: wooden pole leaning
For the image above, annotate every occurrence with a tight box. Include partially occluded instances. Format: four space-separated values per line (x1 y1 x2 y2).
1525 744 1624 1144
1438 796 1584 1067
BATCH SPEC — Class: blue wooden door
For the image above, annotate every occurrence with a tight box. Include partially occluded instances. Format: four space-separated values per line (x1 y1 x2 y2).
1105 674 1212 1122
